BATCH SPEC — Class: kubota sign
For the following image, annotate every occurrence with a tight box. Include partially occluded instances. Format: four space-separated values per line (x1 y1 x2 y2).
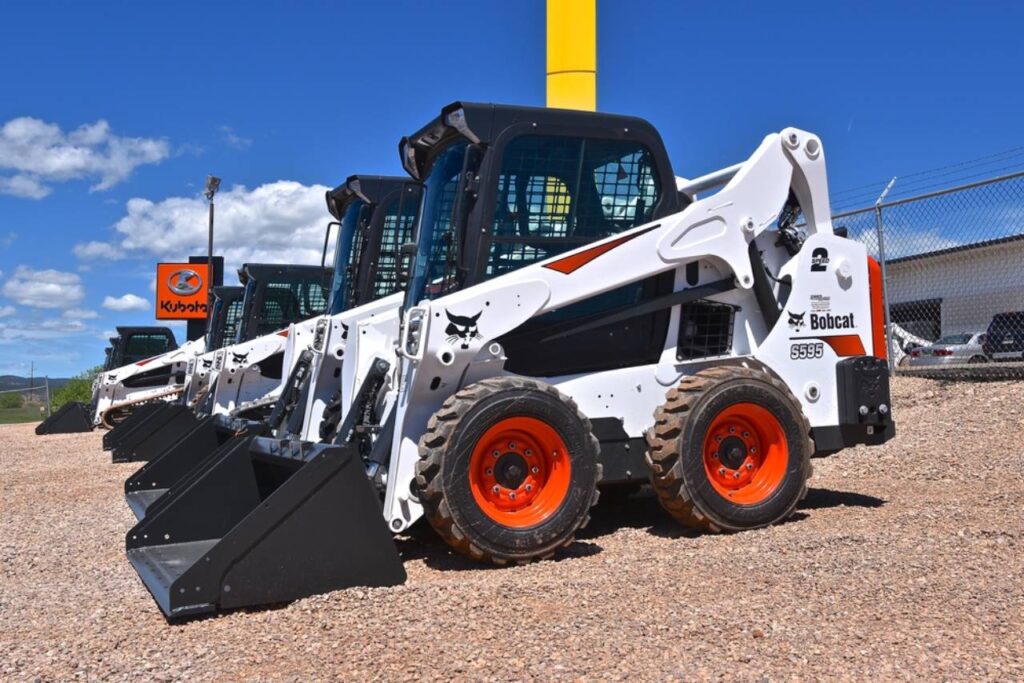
155 262 209 320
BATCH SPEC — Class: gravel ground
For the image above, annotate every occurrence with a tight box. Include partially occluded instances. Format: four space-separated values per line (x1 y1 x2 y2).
1 377 1022 681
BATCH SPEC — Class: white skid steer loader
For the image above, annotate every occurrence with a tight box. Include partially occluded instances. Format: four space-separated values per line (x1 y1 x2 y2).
120 176 419 520
124 103 893 620
105 264 329 463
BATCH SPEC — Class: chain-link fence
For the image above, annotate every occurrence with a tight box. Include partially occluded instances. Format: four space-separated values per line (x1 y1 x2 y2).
835 170 1024 379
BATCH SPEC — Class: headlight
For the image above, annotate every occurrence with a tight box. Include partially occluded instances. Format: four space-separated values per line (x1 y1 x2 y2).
313 318 329 352
404 308 427 358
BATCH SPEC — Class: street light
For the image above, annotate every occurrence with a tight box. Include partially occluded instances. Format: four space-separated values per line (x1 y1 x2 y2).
205 175 221 307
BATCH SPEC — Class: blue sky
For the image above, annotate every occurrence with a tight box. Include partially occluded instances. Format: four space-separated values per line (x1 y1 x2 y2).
1 0 1023 376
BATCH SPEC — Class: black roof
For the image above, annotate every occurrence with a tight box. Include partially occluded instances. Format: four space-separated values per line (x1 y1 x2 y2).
326 175 410 220
212 285 243 301
400 101 669 180
236 263 332 285
115 326 176 337
887 232 1024 265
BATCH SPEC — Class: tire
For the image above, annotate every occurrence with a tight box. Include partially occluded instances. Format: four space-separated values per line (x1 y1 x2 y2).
415 376 601 565
645 366 812 532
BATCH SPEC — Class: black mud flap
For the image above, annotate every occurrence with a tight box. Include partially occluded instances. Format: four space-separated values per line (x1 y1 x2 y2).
124 415 266 520
125 436 406 620
35 402 93 435
104 403 166 451
112 405 199 464
104 403 163 448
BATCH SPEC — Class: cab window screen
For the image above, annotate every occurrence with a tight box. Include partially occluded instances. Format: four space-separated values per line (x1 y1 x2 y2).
221 299 244 346
372 195 419 300
487 136 661 278
255 280 328 337
124 334 172 359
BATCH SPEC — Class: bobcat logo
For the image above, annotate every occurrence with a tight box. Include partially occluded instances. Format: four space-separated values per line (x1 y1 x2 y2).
787 311 806 332
340 322 349 340
445 310 482 350
201 359 213 369
231 351 249 364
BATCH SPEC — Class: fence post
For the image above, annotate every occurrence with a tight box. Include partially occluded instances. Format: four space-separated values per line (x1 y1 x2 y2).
874 177 898 376
44 377 51 417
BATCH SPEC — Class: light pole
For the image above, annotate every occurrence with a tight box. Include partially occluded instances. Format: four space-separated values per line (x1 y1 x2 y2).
204 175 221 307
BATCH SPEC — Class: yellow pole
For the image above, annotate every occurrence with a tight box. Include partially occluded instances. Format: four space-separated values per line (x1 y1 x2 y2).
546 0 596 111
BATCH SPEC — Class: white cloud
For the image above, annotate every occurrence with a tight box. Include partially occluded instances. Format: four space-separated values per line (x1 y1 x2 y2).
76 180 333 276
63 308 99 320
219 125 252 150
0 174 50 199
0 117 170 199
102 293 150 312
73 240 126 261
1 231 16 247
0 317 89 342
0 305 15 318
0 266 85 309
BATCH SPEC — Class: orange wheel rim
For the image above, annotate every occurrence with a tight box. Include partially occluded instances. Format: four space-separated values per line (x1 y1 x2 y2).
702 402 788 505
468 417 572 529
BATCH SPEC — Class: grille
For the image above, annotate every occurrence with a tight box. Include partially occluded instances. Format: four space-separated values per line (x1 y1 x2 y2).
676 301 737 361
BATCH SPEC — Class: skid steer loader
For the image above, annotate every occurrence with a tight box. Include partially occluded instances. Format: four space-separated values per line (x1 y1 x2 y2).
123 176 419 520
125 103 893 620
107 265 328 463
36 327 179 435
103 286 243 452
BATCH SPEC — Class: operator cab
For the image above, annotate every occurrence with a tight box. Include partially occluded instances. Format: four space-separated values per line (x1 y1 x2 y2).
115 326 179 365
324 175 421 315
206 286 244 351
400 101 684 375
234 264 332 343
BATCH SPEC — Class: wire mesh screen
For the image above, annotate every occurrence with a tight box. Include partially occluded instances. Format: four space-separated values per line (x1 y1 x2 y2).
222 299 244 348
488 136 661 278
676 301 736 361
372 191 419 300
255 281 328 337
844 171 1024 379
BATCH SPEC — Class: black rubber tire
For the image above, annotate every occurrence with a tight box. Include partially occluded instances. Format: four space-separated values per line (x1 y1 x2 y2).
645 366 813 532
415 376 601 565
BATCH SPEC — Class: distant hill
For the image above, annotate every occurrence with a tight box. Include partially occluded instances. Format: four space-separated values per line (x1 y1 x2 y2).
0 375 70 393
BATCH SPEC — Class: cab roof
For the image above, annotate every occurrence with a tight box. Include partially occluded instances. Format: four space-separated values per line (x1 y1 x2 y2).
326 175 411 220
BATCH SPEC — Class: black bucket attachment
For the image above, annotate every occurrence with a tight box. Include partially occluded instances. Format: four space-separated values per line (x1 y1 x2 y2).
103 403 164 451
125 436 406 619
35 402 93 435
111 404 199 463
124 415 266 520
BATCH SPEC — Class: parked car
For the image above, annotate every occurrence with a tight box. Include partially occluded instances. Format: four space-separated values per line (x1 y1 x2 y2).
982 311 1024 361
909 332 989 367
890 323 931 367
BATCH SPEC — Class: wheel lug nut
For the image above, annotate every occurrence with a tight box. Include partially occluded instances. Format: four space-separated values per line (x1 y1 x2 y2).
531 466 539 474
743 432 750 438
509 492 517 500
745 463 753 471
716 435 723 442
524 449 532 456
492 485 500 494
718 468 726 475
508 442 516 449
486 468 493 475
733 471 741 479
492 450 500 458
728 427 735 434
750 446 757 453
525 484 533 492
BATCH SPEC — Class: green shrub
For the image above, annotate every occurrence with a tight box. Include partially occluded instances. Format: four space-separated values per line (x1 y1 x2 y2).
50 365 104 411
0 392 24 410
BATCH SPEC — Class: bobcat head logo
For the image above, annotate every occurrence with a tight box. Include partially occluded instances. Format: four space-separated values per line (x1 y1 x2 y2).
787 311 806 332
340 322 349 341
445 310 482 350
201 359 213 369
231 351 249 364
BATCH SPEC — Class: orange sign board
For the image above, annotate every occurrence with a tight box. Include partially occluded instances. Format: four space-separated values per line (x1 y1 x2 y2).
155 262 210 320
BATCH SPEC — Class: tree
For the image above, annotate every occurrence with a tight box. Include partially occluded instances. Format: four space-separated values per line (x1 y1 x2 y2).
0 392 24 410
50 366 104 411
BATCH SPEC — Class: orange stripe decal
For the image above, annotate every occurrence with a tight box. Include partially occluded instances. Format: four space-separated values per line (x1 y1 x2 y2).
820 334 866 357
867 257 887 360
277 330 289 337
543 224 659 275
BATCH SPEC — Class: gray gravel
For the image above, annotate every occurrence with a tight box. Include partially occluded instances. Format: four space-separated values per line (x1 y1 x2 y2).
1 376 1022 681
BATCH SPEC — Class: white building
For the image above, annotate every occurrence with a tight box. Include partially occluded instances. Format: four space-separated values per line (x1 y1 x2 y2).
885 234 1024 340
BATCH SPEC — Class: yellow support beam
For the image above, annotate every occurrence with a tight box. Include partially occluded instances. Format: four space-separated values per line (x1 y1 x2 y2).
546 0 596 111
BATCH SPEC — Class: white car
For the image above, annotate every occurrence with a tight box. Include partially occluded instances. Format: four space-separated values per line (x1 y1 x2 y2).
909 332 989 367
